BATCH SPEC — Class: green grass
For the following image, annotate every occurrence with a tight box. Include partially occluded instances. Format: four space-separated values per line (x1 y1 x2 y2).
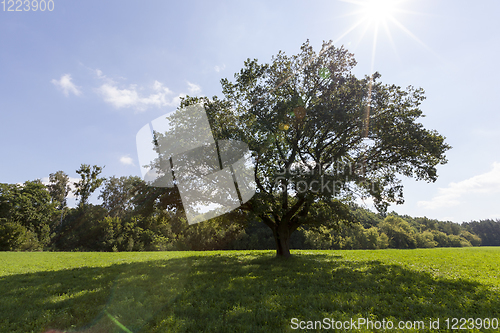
1 248 499 332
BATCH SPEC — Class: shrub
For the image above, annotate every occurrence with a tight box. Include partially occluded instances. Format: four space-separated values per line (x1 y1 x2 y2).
0 221 41 251
416 231 438 248
460 231 481 246
379 216 417 249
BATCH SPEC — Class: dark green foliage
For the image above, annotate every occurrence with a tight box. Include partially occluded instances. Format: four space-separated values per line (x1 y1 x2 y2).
0 180 57 250
53 204 108 251
51 204 247 252
464 219 500 246
0 168 494 252
231 219 306 250
0 172 491 251
0 221 39 251
99 175 144 218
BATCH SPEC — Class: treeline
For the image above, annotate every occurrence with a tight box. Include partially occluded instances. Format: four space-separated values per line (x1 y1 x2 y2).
231 207 488 250
0 165 499 251
0 166 248 252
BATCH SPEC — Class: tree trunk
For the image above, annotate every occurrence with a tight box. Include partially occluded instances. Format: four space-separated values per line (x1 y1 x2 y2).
273 224 292 258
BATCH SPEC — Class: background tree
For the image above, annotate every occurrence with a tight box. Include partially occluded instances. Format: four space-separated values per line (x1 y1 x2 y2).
0 180 57 250
73 164 105 209
379 216 417 249
187 40 451 257
47 171 71 209
99 175 143 218
54 204 107 251
464 219 500 246
47 170 71 229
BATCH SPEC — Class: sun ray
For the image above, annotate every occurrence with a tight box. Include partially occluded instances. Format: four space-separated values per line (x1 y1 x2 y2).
348 19 373 52
332 17 367 45
381 19 400 63
387 15 445 63
370 22 379 74
332 0 441 77
332 0 435 170
253 1 436 118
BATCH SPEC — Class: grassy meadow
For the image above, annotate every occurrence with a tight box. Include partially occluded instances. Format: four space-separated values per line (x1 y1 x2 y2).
1 248 499 332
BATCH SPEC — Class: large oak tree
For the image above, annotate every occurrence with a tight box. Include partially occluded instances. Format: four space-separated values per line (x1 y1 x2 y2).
178 40 451 257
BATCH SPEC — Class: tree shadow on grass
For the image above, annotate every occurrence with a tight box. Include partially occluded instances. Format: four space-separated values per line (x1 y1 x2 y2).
1 252 499 333
0 257 193 333
146 254 500 332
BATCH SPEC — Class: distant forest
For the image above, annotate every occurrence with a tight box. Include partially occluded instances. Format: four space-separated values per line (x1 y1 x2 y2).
1 168 499 252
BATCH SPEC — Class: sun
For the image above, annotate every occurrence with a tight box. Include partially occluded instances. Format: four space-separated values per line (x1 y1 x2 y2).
341 0 402 26
335 0 427 74
335 0 407 55
361 0 399 24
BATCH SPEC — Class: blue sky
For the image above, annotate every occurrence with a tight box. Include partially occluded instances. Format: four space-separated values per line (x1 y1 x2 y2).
1 0 499 222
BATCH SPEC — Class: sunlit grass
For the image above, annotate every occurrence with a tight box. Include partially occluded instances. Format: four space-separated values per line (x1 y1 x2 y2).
1 248 499 332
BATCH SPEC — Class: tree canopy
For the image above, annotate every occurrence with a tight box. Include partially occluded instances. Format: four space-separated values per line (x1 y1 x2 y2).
0 180 57 250
184 40 451 257
74 164 105 209
47 170 71 210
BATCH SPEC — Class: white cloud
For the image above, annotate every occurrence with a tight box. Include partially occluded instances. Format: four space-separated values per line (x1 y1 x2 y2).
98 84 141 109
95 69 105 79
96 75 192 111
120 155 134 166
142 80 175 106
418 162 500 209
51 74 82 97
187 81 201 95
